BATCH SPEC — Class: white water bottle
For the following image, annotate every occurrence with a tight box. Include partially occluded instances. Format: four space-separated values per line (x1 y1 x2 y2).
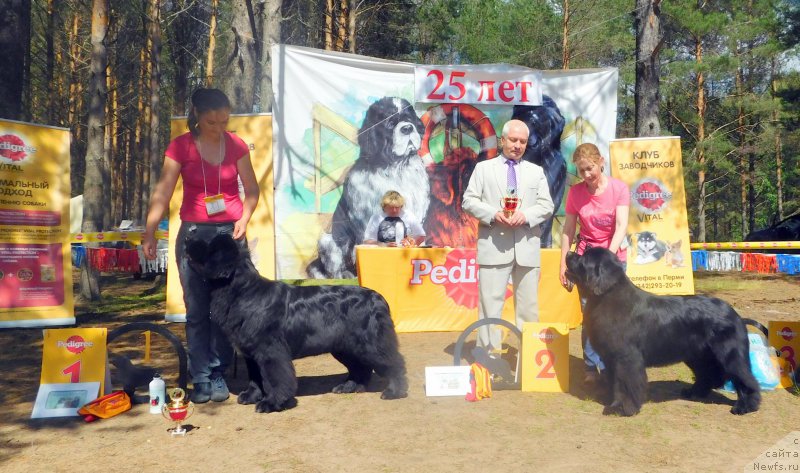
149 373 166 414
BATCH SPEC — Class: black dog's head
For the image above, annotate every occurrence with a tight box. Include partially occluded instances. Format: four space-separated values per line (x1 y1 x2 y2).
512 95 566 167
565 247 626 296
185 233 243 280
358 97 424 165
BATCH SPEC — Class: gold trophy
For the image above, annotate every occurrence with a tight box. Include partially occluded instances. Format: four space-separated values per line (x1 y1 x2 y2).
161 387 194 436
502 189 520 218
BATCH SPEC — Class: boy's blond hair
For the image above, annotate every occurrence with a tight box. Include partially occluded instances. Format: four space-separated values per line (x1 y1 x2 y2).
381 190 405 209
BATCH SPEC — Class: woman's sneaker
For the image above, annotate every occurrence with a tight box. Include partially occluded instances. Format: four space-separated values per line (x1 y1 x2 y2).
191 382 212 404
210 375 230 402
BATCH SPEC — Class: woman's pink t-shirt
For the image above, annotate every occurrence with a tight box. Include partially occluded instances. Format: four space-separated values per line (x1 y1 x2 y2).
565 177 630 261
165 131 250 223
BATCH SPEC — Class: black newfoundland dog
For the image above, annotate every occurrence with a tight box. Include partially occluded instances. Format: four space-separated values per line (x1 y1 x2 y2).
306 96 430 278
565 247 761 416
186 234 408 413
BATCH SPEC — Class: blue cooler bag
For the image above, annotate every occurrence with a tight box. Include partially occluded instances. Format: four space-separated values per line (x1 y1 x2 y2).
722 332 780 392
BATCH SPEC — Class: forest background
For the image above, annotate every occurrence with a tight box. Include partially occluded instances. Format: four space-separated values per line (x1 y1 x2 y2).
1 0 799 246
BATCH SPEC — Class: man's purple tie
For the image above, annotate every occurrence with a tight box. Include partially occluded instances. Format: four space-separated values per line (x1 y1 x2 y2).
506 159 518 192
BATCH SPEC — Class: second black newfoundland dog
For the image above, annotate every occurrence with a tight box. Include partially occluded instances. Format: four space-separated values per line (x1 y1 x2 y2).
565 247 761 416
186 234 408 413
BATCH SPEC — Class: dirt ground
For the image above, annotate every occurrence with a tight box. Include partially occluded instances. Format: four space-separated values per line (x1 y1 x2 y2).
1 271 799 473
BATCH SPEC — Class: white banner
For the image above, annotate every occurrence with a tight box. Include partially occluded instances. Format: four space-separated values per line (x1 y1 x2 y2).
414 65 542 105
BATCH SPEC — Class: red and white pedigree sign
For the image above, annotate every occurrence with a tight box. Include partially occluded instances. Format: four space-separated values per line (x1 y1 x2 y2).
414 65 542 106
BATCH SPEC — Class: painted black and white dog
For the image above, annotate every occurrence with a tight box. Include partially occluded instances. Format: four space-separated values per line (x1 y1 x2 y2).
307 97 430 278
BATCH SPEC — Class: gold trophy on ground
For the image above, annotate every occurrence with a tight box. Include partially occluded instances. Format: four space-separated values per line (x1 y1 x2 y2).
161 387 194 436
502 188 520 218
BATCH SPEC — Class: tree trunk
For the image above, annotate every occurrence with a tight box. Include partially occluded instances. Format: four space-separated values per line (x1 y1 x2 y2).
325 0 334 50
736 67 747 238
634 0 662 137
258 0 281 113
148 0 162 198
45 0 56 124
207 0 218 86
561 0 570 69
771 58 784 220
220 0 258 113
695 37 706 242
0 0 31 120
81 0 110 301
336 0 348 51
348 0 356 53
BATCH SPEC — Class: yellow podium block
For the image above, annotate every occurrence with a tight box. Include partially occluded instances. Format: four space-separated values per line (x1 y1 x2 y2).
768 321 800 389
40 328 108 393
521 322 570 392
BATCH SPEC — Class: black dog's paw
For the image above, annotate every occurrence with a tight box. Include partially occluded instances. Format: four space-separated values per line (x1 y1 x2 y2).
255 397 297 413
237 385 263 405
730 401 759 415
332 380 366 394
602 402 639 417
380 389 408 400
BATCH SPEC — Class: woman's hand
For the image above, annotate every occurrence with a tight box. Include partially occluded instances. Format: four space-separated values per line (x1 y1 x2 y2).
232 218 248 240
142 233 158 260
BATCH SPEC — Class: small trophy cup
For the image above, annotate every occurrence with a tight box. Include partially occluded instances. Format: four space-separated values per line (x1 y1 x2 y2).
161 387 194 436
502 189 520 218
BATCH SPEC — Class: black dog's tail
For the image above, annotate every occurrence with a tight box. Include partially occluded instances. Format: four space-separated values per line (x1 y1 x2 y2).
723 311 762 414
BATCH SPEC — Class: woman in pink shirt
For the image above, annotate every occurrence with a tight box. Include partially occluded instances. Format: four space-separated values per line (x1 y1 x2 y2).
142 88 259 404
559 143 630 385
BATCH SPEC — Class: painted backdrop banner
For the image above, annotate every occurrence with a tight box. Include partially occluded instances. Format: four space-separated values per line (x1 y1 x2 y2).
272 45 619 280
0 119 74 328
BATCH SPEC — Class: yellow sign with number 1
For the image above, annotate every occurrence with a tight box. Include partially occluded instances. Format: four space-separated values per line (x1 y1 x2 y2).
40 328 108 394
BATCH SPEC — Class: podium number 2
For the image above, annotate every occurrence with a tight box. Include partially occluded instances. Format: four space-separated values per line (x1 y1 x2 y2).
62 360 81 382
536 350 556 379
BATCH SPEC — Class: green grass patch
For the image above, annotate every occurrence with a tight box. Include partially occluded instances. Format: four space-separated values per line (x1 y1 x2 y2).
693 274 765 293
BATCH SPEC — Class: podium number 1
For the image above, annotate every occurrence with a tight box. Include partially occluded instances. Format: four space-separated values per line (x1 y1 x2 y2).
62 360 81 382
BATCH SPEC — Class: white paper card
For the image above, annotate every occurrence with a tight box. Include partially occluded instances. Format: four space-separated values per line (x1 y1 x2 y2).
424 366 471 397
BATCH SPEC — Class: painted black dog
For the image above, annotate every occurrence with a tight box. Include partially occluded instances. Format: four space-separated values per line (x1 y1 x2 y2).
186 233 408 413
565 247 761 416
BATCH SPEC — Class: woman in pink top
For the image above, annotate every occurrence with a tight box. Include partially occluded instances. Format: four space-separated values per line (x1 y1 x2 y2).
559 143 630 385
142 88 259 404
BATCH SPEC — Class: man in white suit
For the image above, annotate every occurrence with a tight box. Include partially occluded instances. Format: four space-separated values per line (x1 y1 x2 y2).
463 119 554 351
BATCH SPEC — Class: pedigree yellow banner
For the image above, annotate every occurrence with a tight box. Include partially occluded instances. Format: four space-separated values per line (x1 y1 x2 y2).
610 137 694 295
0 119 74 327
356 247 581 332
165 115 275 321
768 321 800 389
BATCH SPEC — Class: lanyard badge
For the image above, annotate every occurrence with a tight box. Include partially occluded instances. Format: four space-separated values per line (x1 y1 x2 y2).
199 136 227 217
204 194 226 215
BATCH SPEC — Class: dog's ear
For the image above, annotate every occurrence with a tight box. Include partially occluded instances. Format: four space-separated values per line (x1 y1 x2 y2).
206 234 242 279
585 248 625 296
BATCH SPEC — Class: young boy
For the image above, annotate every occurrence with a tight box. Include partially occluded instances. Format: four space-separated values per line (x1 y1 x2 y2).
363 190 426 247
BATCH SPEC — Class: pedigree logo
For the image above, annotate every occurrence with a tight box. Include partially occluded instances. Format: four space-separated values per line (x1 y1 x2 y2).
410 249 479 309
57 335 93 354
538 328 557 344
778 328 796 341
631 178 672 215
0 134 37 163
